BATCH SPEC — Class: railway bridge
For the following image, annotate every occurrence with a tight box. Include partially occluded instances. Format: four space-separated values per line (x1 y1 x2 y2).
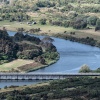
0 73 100 80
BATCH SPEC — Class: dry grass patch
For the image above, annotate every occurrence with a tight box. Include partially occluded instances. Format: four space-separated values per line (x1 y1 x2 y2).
0 59 33 72
18 61 42 72
27 12 40 18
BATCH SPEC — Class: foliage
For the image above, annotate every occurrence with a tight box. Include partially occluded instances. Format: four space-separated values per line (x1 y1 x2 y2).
79 64 91 73
32 5 40 11
87 16 98 26
0 30 58 66
36 1 55 8
55 33 97 47
1 77 100 100
96 19 100 27
1 0 100 31
42 52 59 60
72 17 87 29
39 19 47 25
94 67 100 73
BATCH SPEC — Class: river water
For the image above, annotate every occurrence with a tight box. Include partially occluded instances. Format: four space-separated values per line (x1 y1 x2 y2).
0 31 100 88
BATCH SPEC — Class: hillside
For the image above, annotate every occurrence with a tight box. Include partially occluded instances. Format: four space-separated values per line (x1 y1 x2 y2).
0 77 100 100
0 0 100 42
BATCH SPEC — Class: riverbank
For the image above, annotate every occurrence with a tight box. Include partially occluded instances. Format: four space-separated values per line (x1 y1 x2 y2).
54 33 100 48
26 56 60 73
1 24 100 73
0 77 100 100
0 81 49 93
0 29 60 73
6 27 100 49
19 55 60 73
1 23 100 47
1 21 100 42
0 54 59 73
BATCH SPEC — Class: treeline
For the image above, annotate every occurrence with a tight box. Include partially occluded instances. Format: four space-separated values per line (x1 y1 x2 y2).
1 0 100 30
49 18 87 29
0 12 30 22
0 30 57 65
36 1 55 8
48 14 100 30
55 33 99 47
0 77 100 100
0 30 19 64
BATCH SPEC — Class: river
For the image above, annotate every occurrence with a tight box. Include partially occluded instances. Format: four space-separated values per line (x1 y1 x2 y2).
0 31 100 88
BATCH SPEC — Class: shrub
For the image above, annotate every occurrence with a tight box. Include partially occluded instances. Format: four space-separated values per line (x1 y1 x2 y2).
87 16 98 26
39 19 47 25
79 64 91 73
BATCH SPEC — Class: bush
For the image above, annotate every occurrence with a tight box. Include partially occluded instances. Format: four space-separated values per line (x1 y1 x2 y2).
4 86 7 89
36 1 55 8
87 16 98 26
32 5 40 11
73 19 87 29
95 19 100 31
79 64 91 73
39 19 47 25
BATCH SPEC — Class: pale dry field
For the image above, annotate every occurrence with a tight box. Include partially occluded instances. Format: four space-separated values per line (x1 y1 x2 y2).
0 59 33 71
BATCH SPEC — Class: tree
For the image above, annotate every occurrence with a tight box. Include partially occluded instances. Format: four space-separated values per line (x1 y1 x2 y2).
79 64 91 73
87 16 98 26
42 36 54 43
39 19 47 25
6 96 14 100
73 18 87 29
4 86 7 89
95 19 100 31
96 19 100 27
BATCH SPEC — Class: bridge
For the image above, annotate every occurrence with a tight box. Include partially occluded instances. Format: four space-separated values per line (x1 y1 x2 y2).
0 73 100 80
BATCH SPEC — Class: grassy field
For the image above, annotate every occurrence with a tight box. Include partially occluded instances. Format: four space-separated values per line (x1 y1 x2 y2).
0 59 33 72
0 20 75 34
1 20 100 42
0 54 59 72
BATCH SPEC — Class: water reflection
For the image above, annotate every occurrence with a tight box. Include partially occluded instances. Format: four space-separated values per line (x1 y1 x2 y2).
0 80 46 88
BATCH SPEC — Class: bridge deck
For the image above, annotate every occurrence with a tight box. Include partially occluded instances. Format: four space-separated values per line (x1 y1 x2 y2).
0 73 99 80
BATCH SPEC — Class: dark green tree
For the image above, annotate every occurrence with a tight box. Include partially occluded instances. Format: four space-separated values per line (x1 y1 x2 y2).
87 16 98 26
39 18 47 25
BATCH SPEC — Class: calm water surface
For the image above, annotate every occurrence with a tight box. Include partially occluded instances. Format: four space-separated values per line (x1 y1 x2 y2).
9 31 100 73
0 31 100 88
33 37 100 73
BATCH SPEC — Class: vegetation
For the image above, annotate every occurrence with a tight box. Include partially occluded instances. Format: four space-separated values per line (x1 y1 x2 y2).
54 33 99 47
79 64 91 73
79 64 100 73
0 29 58 72
39 18 47 25
0 0 100 99
0 77 100 100
1 0 100 45
1 0 100 72
0 0 100 30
